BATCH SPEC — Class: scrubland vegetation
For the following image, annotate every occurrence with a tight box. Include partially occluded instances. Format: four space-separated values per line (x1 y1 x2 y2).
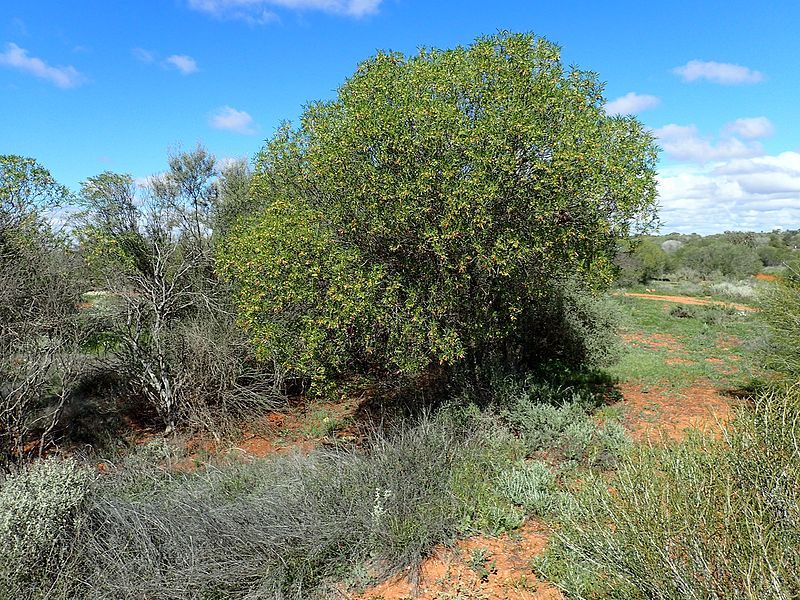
616 230 798 292
539 385 800 598
1 32 799 599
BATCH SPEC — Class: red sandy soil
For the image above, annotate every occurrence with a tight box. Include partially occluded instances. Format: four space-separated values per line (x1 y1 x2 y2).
619 381 733 443
716 334 743 351
615 331 743 442
171 397 363 470
621 332 685 352
665 357 696 366
355 521 562 600
621 292 757 312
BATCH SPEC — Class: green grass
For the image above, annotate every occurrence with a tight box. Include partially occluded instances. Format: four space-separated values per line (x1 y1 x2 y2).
608 296 757 389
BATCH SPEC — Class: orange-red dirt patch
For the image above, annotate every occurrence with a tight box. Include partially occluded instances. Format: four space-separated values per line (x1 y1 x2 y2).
356 521 562 600
665 357 696 366
619 381 734 443
716 334 743 351
755 273 778 282
621 332 685 352
237 398 360 456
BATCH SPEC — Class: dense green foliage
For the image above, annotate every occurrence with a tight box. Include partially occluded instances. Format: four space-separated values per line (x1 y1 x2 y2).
617 229 799 284
676 240 762 278
615 238 669 284
0 155 70 229
218 32 659 386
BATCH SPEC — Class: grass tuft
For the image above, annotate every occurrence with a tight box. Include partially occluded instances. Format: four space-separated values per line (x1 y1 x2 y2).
537 386 800 598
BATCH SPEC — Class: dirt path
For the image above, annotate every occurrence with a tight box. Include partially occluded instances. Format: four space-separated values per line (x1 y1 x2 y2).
620 292 757 312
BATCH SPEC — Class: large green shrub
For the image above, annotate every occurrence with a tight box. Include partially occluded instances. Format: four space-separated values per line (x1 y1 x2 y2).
674 240 762 278
615 238 669 284
217 32 658 386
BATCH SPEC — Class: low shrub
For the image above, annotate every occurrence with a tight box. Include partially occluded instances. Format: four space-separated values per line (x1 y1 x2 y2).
495 460 566 517
671 266 703 283
499 383 630 469
669 303 696 318
0 459 91 596
698 304 739 326
6 378 629 599
12 410 525 599
710 279 757 301
669 303 738 326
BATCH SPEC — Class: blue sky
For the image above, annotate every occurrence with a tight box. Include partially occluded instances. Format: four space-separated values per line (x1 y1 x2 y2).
1 0 799 234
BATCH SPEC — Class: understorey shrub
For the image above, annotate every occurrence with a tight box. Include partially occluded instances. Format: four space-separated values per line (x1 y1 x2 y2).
0 458 91 597
1 155 86 471
499 381 631 468
11 409 528 599
77 150 282 435
495 459 567 517
759 260 800 381
8 382 627 599
537 387 800 598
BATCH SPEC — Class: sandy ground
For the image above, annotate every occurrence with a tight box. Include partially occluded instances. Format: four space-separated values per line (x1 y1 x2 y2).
620 292 757 312
355 521 562 600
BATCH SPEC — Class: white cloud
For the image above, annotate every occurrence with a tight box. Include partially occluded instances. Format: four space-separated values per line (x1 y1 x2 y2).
654 122 765 163
0 42 85 88
187 0 381 23
209 105 256 134
672 60 763 85
605 92 660 116
218 155 250 169
132 47 156 63
723 116 774 140
657 152 800 234
164 54 198 75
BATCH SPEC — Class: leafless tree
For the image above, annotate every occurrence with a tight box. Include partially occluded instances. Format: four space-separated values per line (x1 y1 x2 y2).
78 147 282 435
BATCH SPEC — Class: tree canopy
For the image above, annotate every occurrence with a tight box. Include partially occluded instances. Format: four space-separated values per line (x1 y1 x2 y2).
217 32 659 387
